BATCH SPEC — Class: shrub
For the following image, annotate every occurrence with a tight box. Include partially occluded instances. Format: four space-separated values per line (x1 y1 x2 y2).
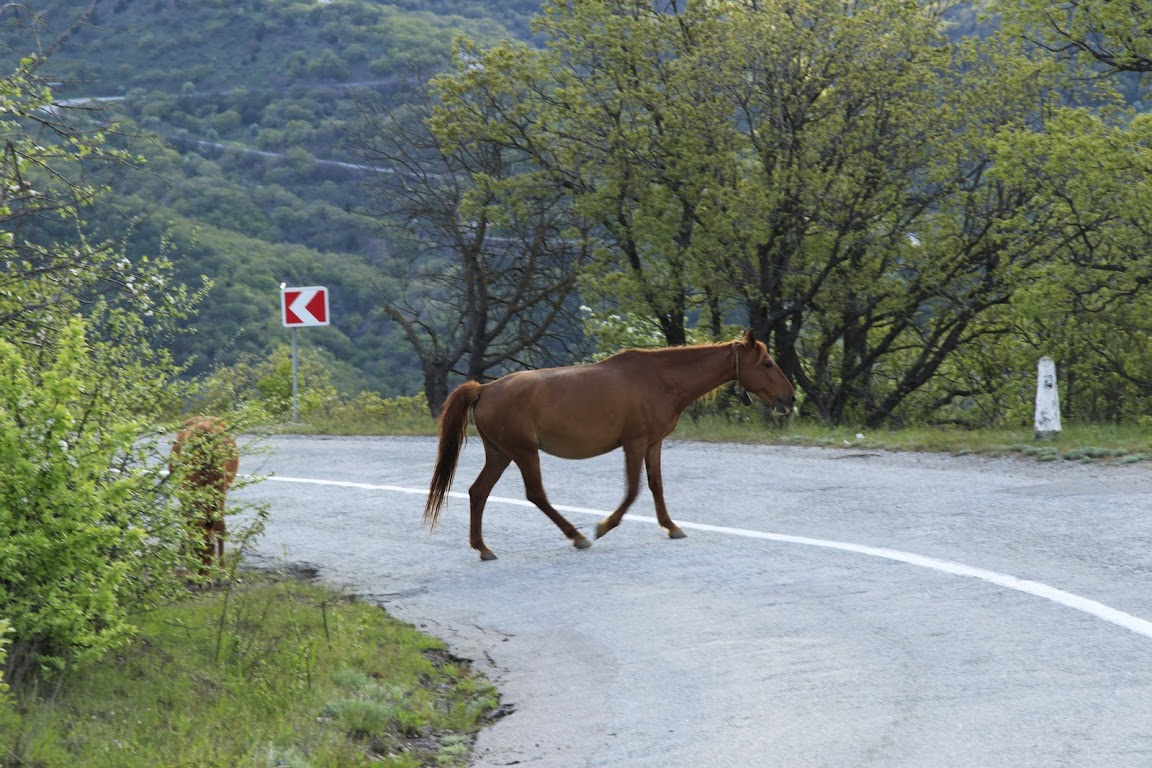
192 344 339 422
0 319 196 680
318 392 435 434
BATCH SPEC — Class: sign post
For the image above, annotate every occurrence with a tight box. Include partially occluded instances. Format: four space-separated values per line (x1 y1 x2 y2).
280 285 330 422
1034 356 1061 440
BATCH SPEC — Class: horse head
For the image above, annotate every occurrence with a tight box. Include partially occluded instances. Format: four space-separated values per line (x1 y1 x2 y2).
734 329 796 414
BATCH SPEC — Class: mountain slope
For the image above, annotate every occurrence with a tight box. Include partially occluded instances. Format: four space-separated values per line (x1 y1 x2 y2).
0 0 533 396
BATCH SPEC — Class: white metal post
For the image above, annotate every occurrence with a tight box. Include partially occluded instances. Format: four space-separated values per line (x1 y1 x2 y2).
292 327 299 422
1034 356 1061 439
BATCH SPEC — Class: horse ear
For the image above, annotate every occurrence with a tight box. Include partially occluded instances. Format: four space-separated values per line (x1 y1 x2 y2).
742 328 756 347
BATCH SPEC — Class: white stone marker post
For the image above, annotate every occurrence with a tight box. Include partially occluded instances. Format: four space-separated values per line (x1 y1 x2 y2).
1034 356 1062 440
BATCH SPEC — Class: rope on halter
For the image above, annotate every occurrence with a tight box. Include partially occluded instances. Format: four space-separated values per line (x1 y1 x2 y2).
732 341 752 405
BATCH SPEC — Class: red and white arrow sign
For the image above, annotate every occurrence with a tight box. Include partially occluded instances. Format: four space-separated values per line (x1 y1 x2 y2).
281 285 330 327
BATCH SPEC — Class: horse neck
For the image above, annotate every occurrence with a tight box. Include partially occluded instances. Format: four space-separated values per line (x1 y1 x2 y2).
649 343 735 410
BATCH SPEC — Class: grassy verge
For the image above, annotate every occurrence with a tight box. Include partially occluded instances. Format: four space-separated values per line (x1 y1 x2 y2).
290 410 1152 465
1 571 500 768
669 417 1152 463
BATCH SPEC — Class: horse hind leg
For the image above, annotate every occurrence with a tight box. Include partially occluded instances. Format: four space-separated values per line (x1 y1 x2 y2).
515 451 592 552
469 443 512 561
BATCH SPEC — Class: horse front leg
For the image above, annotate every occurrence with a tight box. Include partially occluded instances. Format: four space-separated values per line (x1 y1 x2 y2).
594 440 644 539
645 441 685 539
212 514 227 570
195 515 218 584
469 444 511 561
515 451 592 552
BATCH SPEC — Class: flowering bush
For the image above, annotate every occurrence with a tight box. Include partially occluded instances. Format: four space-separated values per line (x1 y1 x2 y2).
0 320 191 680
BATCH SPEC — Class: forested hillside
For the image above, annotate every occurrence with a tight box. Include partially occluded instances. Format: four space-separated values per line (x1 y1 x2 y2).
0 0 539 395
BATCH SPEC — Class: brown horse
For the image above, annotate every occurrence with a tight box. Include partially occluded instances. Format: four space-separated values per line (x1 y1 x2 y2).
425 329 795 560
170 416 240 575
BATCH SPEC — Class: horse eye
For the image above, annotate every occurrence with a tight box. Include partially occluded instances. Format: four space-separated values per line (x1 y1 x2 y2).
763 361 774 369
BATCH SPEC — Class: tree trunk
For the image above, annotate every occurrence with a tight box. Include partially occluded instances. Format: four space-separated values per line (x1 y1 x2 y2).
422 361 452 417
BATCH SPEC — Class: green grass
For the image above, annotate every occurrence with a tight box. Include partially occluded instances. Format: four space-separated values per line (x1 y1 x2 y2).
293 409 1152 465
0 572 499 768
672 416 1152 463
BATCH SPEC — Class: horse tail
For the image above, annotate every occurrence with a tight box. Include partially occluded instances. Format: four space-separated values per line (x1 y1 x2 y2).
424 381 483 530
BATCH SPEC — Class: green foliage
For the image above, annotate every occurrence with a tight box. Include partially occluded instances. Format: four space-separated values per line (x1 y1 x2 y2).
0 319 189 678
576 302 667 359
257 345 340 419
0 1 513 94
0 576 498 767
996 0 1152 74
987 107 1152 422
192 343 340 422
189 341 447 432
5 0 1152 430
0 622 7 693
0 2 497 401
312 391 437 434
578 305 733 359
0 32 254 681
0 49 183 351
353 74 592 410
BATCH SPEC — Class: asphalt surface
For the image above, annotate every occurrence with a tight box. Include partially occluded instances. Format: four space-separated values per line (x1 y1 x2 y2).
233 435 1152 767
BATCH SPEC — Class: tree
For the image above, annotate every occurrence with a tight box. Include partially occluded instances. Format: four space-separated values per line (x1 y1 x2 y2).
997 0 1152 74
350 87 591 413
0 52 176 344
431 4 734 348
989 108 1152 422
525 0 731 346
643 1 1080 426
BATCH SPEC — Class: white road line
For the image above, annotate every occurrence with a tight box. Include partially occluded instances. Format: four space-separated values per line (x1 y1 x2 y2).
265 475 1152 641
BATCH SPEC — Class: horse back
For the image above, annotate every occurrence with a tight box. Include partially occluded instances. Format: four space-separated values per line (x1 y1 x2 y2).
474 363 666 459
171 417 239 494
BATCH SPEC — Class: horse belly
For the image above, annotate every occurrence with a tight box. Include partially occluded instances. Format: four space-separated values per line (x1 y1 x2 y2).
537 430 620 460
535 399 625 459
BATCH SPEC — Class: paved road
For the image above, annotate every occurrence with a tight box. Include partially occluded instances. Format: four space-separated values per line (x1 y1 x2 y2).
233 435 1152 767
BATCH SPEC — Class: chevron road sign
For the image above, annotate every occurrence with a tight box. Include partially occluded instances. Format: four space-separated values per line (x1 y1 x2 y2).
281 285 330 327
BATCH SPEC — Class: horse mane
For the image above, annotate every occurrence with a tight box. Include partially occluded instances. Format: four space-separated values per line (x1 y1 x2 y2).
607 337 739 360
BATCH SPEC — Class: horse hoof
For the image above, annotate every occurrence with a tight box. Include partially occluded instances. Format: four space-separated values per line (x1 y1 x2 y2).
667 527 687 539
480 550 498 561
573 536 593 550
594 520 612 539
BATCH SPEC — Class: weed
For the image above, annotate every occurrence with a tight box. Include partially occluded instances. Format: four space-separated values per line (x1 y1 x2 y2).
0 573 498 767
